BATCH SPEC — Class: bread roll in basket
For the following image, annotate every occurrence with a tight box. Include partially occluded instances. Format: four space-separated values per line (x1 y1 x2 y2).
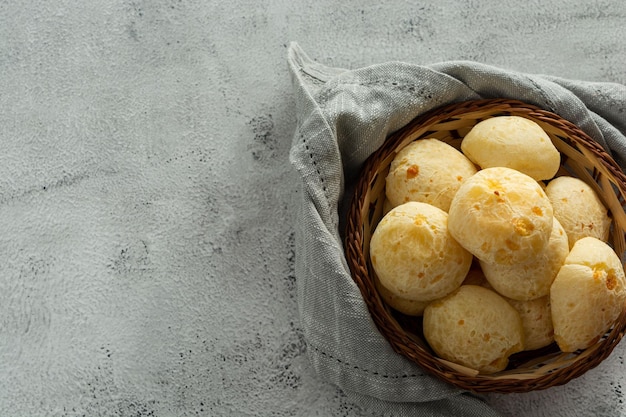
344 98 626 393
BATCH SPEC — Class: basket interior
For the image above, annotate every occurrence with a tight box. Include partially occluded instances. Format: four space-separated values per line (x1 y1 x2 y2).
345 99 626 393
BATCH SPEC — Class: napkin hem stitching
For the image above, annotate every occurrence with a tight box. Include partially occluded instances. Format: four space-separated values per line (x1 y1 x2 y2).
308 342 422 380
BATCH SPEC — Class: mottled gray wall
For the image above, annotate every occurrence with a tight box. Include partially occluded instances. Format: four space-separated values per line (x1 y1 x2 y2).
0 0 624 416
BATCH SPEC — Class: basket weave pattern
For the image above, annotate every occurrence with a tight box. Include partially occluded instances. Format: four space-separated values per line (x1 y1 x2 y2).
344 99 626 393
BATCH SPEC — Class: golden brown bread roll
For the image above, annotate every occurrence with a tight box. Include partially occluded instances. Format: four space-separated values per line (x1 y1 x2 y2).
545 176 611 249
448 167 554 265
374 275 430 316
423 285 525 374
550 237 626 352
369 202 473 302
480 218 569 301
506 296 554 351
461 116 560 181
385 139 477 212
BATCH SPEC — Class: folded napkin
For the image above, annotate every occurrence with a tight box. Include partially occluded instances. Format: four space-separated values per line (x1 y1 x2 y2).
287 41 626 416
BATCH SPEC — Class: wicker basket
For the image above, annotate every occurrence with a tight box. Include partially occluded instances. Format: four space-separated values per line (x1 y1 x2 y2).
344 98 626 393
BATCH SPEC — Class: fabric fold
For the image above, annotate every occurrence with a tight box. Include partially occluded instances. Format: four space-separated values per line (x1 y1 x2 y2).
287 41 626 413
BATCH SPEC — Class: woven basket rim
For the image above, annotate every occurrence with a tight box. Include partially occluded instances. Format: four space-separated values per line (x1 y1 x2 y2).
344 98 626 393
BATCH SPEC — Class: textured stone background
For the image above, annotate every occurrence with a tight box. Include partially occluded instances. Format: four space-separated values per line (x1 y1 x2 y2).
0 1 624 416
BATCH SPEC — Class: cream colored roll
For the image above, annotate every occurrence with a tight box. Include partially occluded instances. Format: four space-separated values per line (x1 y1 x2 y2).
480 218 569 300
550 237 626 352
385 138 478 212
369 202 473 302
374 276 430 316
448 167 554 265
506 296 554 351
423 285 525 374
461 116 560 181
545 176 611 249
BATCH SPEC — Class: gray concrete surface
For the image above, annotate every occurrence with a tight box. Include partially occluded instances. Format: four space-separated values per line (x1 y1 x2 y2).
1 1 625 416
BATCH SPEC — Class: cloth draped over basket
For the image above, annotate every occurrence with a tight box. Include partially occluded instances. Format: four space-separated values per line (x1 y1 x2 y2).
287 42 626 415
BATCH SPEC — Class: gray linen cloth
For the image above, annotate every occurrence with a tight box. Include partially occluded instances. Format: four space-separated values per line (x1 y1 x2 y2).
287 42 626 415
